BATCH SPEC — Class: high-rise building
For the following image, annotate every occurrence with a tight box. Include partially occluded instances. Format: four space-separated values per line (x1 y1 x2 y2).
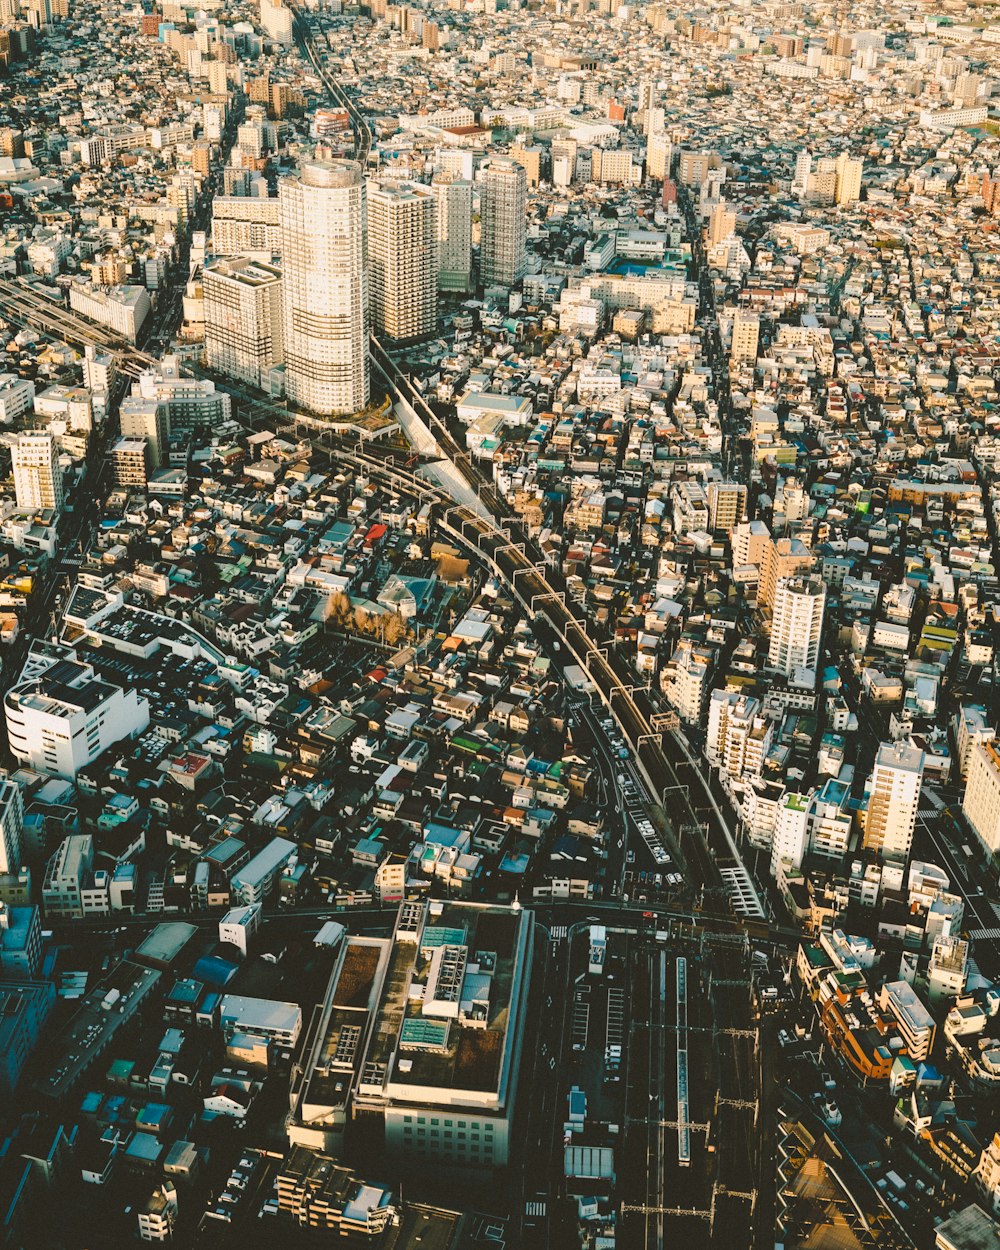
479 158 527 289
962 739 1000 855
279 160 369 417
792 148 812 194
768 574 826 676
133 357 231 432
432 172 473 293
708 202 736 245
834 151 863 205
646 130 672 181
863 742 925 863
707 481 747 533
12 431 62 512
367 180 437 342
730 310 759 367
0 782 23 878
119 397 170 471
758 536 814 609
203 257 284 389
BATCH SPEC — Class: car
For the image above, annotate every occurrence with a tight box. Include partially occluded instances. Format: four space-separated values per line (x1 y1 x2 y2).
626 851 635 863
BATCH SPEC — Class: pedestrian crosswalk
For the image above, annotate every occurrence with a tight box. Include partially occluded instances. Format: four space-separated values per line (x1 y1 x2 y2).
550 925 568 941
968 928 1000 942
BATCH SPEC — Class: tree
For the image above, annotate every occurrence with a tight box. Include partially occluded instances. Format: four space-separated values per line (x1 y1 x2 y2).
326 591 352 630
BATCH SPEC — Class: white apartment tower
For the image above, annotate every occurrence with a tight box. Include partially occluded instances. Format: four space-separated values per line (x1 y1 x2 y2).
730 311 759 367
479 158 527 289
203 257 284 389
834 152 863 205
367 180 438 342
646 131 672 180
279 160 369 417
768 574 826 676
707 481 747 533
12 430 62 512
863 742 925 863
432 172 473 293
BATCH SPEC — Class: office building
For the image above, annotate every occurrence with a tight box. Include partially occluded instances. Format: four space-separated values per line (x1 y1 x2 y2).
12 431 62 512
768 574 826 676
730 310 759 367
962 740 1000 855
479 158 527 289
203 257 284 389
432 172 472 293
292 900 532 1167
5 655 150 779
863 742 925 863
367 180 437 342
706 481 747 533
119 397 170 472
279 160 369 416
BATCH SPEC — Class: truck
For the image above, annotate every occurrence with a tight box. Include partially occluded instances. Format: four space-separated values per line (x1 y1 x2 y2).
885 1171 906 1195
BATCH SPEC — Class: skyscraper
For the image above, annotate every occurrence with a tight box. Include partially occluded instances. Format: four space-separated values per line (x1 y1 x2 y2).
768 574 826 676
863 742 925 863
12 430 62 512
479 158 527 289
432 172 473 294
708 201 736 245
279 160 369 417
367 179 437 342
834 151 863 205
730 310 760 368
203 257 284 389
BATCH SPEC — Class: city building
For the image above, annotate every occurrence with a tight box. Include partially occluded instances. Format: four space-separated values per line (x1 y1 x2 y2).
293 900 532 1167
432 172 472 294
862 743 925 863
12 431 62 512
479 158 527 289
203 257 284 390
768 574 825 676
119 397 170 472
963 740 1000 856
0 979 54 1096
279 160 369 417
367 180 437 343
5 655 150 779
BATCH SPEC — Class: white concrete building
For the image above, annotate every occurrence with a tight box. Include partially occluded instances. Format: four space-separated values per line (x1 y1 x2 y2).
279 161 369 416
768 574 825 676
5 655 149 779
